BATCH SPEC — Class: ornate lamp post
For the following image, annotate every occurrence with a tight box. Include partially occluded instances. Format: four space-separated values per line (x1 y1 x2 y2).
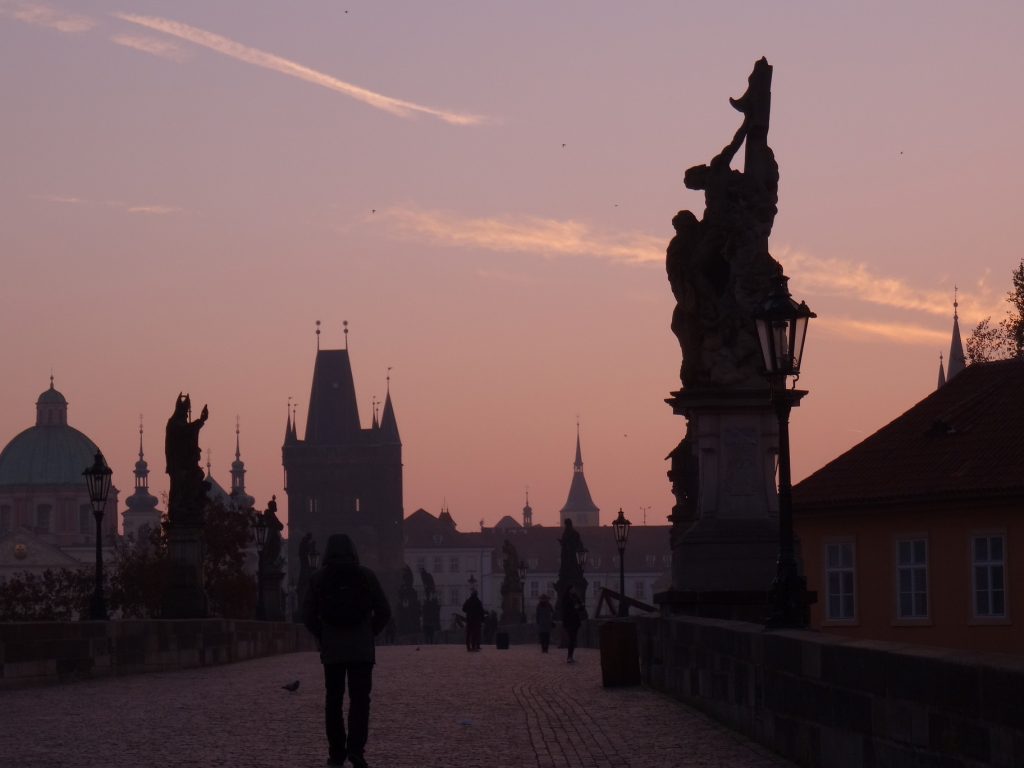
517 562 527 623
83 451 112 621
612 508 632 617
253 513 269 620
754 273 815 628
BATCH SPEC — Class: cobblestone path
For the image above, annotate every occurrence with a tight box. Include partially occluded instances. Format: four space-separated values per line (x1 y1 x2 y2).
1 645 792 768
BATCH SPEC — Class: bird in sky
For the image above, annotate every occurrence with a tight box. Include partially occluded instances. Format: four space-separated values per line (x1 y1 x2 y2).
282 680 300 692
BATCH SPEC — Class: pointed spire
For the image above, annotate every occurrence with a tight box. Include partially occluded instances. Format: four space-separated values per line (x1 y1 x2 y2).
937 353 946 390
371 395 380 430
138 414 145 460
561 423 599 525
315 319 321 350
522 486 533 528
574 421 583 472
344 320 349 349
235 415 241 461
291 402 298 441
380 386 401 444
125 413 158 517
947 287 966 381
284 397 295 445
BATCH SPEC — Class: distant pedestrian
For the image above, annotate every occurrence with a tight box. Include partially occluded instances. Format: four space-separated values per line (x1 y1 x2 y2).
535 594 554 653
562 587 584 663
462 589 485 651
303 534 392 768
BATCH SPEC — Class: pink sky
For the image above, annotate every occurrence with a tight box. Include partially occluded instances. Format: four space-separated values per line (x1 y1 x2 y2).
1 1 1021 533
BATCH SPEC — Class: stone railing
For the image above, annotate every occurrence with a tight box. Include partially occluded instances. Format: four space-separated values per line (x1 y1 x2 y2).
0 619 316 689
634 614 1023 768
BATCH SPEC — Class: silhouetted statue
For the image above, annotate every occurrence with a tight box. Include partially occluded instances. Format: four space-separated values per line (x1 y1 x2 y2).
396 564 421 636
260 495 284 569
555 519 587 620
165 393 209 523
419 566 436 598
667 57 782 389
500 539 523 596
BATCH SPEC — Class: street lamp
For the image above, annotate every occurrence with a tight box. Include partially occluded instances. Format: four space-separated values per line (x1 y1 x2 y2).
306 541 320 570
83 451 112 621
253 513 269 620
517 562 527 623
612 508 632 617
575 548 588 571
754 272 815 629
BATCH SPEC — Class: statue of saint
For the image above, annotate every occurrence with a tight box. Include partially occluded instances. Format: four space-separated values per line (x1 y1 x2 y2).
667 57 782 390
500 539 522 596
261 495 284 569
165 393 209 523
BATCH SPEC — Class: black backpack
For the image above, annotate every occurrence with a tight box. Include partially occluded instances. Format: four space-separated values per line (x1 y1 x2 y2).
319 567 373 628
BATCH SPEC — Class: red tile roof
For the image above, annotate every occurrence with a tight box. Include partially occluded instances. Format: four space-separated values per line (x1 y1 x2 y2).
794 358 1024 512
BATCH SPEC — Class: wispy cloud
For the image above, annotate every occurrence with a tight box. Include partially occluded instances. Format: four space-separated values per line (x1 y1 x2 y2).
127 204 183 215
815 316 949 346
113 13 484 126
777 246 1002 320
1 2 95 33
382 208 664 263
33 194 183 215
111 33 188 62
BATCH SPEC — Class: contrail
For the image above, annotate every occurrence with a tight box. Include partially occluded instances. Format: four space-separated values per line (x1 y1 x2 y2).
114 12 483 126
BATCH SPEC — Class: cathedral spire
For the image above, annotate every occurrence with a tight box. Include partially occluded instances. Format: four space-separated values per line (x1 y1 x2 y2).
379 369 400 444
231 416 254 508
946 288 966 381
560 423 600 526
937 353 946 390
523 487 533 528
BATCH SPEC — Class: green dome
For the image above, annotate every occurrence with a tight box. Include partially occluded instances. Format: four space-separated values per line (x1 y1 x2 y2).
0 425 99 487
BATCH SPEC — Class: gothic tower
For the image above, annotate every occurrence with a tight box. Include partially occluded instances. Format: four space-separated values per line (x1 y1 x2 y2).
283 338 404 598
559 425 600 527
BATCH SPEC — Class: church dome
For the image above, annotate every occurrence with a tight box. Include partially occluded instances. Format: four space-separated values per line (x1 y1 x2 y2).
0 424 99 487
37 386 67 406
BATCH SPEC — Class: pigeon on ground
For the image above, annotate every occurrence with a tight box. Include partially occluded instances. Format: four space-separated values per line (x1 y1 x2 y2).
282 680 300 692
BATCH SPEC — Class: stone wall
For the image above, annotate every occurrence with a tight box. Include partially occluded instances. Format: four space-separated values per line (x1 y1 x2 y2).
0 619 316 688
635 614 1024 768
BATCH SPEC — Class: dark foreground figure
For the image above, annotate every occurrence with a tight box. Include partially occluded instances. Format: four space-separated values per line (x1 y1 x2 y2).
304 534 392 768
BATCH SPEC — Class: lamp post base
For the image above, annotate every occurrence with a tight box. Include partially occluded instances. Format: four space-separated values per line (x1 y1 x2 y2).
88 593 108 621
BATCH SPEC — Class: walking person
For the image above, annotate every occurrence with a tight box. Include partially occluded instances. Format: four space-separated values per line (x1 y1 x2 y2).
562 587 584 663
535 593 554 653
462 588 485 651
303 534 392 768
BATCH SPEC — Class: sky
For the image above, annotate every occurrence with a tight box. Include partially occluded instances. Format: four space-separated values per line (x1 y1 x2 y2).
2 1 1022 534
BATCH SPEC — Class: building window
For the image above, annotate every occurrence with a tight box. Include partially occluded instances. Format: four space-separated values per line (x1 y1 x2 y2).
36 504 52 533
415 557 425 571
634 580 646 599
530 581 539 598
79 505 92 535
645 554 657 567
897 538 928 619
449 556 460 573
973 535 1006 618
308 497 318 515
450 587 460 606
0 505 11 533
592 579 601 594
355 497 360 513
433 556 443 573
662 554 672 566
825 541 856 621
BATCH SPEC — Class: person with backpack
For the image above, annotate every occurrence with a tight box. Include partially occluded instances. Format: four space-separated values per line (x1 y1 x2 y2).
303 534 391 768
461 588 485 651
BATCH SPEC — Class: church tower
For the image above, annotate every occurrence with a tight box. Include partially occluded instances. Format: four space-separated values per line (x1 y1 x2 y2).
230 417 255 510
937 291 967 388
123 417 161 542
558 425 600 527
283 327 404 598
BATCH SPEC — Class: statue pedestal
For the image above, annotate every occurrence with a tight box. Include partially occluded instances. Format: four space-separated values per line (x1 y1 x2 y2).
261 570 285 621
500 592 524 625
162 522 208 619
659 388 799 618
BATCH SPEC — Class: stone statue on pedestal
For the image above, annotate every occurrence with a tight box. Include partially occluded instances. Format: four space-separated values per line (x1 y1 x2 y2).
499 538 524 624
554 520 587 621
395 564 421 636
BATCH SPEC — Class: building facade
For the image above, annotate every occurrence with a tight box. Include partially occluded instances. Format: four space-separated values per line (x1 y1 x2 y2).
794 357 1024 654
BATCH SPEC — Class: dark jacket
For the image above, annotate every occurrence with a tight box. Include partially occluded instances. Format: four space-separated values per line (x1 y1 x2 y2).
462 592 485 624
303 534 392 664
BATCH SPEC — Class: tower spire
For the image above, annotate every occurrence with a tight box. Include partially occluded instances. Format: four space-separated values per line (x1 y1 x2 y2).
937 353 946 390
344 320 349 349
138 414 145 460
947 288 966 381
561 423 600 526
315 320 321 350
235 415 241 461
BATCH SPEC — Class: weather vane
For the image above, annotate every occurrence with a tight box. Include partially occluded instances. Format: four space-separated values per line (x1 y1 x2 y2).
315 319 321 350
343 320 349 349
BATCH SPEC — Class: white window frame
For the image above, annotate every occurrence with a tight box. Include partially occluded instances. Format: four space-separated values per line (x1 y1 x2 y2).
971 532 1007 620
824 538 857 623
896 536 929 621
449 556 460 573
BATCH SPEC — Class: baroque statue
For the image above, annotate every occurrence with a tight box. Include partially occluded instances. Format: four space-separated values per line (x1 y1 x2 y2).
165 393 210 524
667 57 783 390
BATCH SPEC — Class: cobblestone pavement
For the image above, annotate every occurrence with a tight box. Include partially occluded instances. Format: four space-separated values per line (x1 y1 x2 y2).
1 645 793 768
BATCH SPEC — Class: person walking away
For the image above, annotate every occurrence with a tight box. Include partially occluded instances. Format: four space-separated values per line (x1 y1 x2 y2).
562 587 583 663
462 588 485 651
535 593 555 653
304 534 392 768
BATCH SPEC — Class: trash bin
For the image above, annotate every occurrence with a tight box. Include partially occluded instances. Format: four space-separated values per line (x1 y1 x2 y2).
599 620 640 687
495 631 510 650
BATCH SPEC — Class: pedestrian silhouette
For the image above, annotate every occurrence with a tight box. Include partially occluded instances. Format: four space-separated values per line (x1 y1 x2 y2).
535 594 554 653
462 589 485 651
304 534 392 768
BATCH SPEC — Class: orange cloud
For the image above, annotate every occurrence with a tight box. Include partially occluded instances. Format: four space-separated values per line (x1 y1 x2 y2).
814 316 949 346
113 13 484 126
382 208 664 264
111 33 188 62
1 2 95 33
